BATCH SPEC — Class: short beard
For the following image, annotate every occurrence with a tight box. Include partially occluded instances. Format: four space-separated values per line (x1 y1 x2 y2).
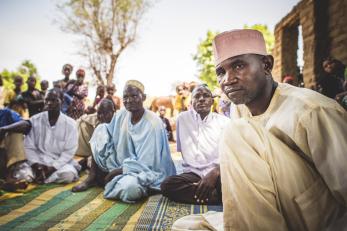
228 77 268 105
229 90 258 105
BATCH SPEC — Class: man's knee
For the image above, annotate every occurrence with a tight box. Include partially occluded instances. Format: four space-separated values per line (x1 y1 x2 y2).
117 176 144 202
121 183 144 201
160 176 175 197
5 133 26 167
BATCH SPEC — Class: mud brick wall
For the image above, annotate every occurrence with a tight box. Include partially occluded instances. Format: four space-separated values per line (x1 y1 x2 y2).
272 0 347 88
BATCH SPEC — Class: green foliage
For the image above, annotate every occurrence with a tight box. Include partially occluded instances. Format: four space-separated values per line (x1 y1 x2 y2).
20 60 39 77
193 30 219 91
244 24 274 53
0 60 41 91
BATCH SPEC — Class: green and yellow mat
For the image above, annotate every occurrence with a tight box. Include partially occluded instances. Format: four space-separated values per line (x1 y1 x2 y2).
0 175 222 230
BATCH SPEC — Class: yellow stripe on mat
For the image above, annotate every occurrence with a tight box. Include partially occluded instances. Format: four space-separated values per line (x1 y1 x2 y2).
121 199 148 231
0 184 37 201
0 175 86 225
48 191 114 231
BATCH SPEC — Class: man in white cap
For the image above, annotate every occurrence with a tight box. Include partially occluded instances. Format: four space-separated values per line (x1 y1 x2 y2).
172 29 346 230
87 80 176 203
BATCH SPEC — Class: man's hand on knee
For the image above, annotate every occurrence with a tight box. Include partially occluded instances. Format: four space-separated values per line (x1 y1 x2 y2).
32 163 46 184
43 166 56 179
194 167 220 204
32 164 56 184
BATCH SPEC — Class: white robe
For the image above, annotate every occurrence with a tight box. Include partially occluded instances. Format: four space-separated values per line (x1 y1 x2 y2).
24 111 80 183
176 109 229 177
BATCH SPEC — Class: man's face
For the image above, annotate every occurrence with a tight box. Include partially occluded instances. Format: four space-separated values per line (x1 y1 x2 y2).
27 77 36 89
107 86 115 95
177 85 185 96
63 67 72 76
323 60 336 74
14 77 23 88
44 91 61 112
216 54 268 105
159 107 166 117
41 81 49 91
97 87 105 97
123 86 145 113
192 87 213 115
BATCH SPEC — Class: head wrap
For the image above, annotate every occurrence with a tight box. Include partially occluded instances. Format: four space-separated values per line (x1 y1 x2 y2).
124 80 145 94
213 29 268 66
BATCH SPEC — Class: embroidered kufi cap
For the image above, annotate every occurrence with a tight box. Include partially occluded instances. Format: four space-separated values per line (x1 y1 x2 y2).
213 29 268 66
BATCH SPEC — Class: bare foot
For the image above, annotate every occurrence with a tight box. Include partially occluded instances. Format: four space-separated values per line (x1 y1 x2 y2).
71 178 96 192
1 179 28 192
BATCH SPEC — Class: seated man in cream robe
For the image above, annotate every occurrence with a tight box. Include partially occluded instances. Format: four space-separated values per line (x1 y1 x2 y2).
173 30 347 231
161 85 228 205
89 80 176 203
71 99 115 192
0 88 80 185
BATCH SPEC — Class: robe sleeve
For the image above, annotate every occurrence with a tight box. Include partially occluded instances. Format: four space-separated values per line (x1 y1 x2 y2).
296 106 347 206
52 122 78 170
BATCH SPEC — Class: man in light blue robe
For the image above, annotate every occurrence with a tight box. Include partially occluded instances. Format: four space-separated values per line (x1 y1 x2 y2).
90 80 176 203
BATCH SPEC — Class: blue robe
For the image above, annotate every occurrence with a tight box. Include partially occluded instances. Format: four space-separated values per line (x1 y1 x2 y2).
90 109 176 203
0 108 21 127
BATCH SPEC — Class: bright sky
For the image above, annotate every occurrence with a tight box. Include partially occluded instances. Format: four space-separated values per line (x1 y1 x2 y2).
0 0 300 97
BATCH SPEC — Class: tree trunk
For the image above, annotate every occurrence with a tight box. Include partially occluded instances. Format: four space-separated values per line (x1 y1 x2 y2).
106 54 118 86
91 66 105 86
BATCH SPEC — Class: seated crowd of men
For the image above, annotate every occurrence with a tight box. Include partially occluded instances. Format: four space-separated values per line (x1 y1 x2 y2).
0 29 346 230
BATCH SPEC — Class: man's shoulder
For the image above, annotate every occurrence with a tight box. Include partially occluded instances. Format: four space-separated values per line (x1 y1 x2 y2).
59 113 77 127
143 109 162 127
79 113 98 125
211 112 229 122
30 111 46 120
176 110 192 121
0 108 14 116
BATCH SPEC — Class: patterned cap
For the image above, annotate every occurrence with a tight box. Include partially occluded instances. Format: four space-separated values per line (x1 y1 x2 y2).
213 29 268 66
124 80 145 93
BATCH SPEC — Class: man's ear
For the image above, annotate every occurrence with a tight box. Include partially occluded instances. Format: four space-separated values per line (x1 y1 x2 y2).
142 93 147 102
262 55 274 75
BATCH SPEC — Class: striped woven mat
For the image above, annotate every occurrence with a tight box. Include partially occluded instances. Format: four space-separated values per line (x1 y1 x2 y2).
0 176 222 230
